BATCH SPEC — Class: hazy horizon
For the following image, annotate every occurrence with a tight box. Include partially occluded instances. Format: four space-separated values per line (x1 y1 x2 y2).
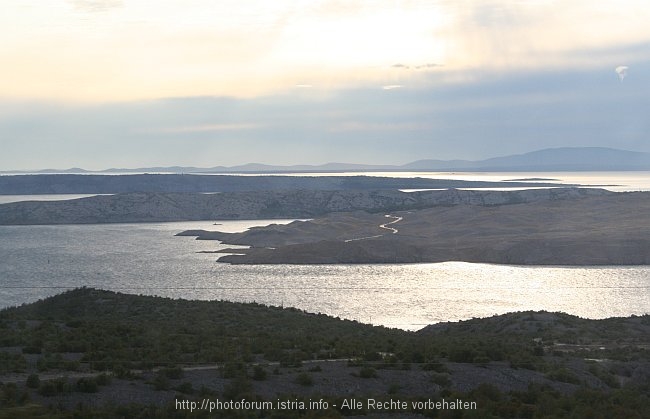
2 1 649 170
1 146 649 173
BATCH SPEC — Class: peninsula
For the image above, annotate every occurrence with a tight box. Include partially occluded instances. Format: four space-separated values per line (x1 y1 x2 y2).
180 189 650 265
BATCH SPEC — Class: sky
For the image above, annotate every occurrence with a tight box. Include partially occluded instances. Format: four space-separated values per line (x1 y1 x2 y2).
1 0 649 170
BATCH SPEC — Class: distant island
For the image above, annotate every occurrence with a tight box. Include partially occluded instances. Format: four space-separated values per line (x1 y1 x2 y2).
2 147 650 174
0 185 592 225
0 173 577 196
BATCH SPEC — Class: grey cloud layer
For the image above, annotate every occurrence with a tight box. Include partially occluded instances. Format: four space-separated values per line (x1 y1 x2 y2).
1 50 649 170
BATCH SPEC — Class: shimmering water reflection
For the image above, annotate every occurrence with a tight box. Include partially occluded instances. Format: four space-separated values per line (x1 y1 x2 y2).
1 221 648 330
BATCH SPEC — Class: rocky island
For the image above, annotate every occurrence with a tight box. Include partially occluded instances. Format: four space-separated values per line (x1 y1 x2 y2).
0 184 591 225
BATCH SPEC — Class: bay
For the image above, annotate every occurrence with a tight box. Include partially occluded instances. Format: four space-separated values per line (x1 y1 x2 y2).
1 220 648 330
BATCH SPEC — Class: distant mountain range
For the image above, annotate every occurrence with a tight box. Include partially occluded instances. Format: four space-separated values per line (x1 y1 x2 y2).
4 147 650 174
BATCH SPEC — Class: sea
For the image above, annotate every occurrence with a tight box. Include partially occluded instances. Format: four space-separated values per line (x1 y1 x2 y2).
1 171 649 330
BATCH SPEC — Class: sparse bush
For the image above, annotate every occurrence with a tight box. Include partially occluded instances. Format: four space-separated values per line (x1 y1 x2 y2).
161 366 183 379
223 376 252 400
26 373 40 389
0 352 27 373
152 374 169 391
449 348 477 363
588 363 620 388
546 367 581 384
358 367 377 378
252 365 267 381
175 382 193 394
0 383 29 407
295 372 313 386
38 378 71 397
22 344 42 355
431 373 451 387
347 358 363 367
96 373 112 386
387 383 401 394
422 362 447 373
222 362 246 379
76 377 99 393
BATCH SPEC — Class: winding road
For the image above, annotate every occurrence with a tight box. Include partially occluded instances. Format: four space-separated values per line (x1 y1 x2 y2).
379 214 402 234
344 214 402 242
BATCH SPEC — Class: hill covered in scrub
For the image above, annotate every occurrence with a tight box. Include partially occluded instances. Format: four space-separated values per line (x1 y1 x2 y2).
0 289 648 417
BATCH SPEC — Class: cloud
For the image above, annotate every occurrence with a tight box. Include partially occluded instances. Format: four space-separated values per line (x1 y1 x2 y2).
392 63 443 70
330 121 430 132
68 0 123 12
142 123 262 134
382 85 403 90
415 63 443 70
1 54 649 169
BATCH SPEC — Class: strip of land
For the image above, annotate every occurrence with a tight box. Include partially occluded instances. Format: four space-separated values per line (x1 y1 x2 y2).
0 186 599 225
0 173 577 195
181 189 650 265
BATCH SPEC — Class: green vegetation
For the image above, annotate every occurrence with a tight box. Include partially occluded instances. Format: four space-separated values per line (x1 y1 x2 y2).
357 366 378 378
0 288 413 371
0 288 648 418
295 372 313 386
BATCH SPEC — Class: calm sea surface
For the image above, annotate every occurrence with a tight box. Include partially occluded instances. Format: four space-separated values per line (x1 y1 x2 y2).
1 220 648 330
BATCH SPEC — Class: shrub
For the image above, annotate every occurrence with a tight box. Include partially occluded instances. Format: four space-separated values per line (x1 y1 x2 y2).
422 362 447 373
26 373 40 389
359 367 377 378
0 383 29 407
96 373 111 386
449 348 477 363
38 379 71 397
252 365 267 381
431 373 451 387
0 353 27 373
222 362 245 379
22 345 42 355
153 374 169 391
223 377 252 400
546 367 581 384
295 372 313 386
175 382 194 394
161 366 183 379
387 383 401 394
76 377 99 393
